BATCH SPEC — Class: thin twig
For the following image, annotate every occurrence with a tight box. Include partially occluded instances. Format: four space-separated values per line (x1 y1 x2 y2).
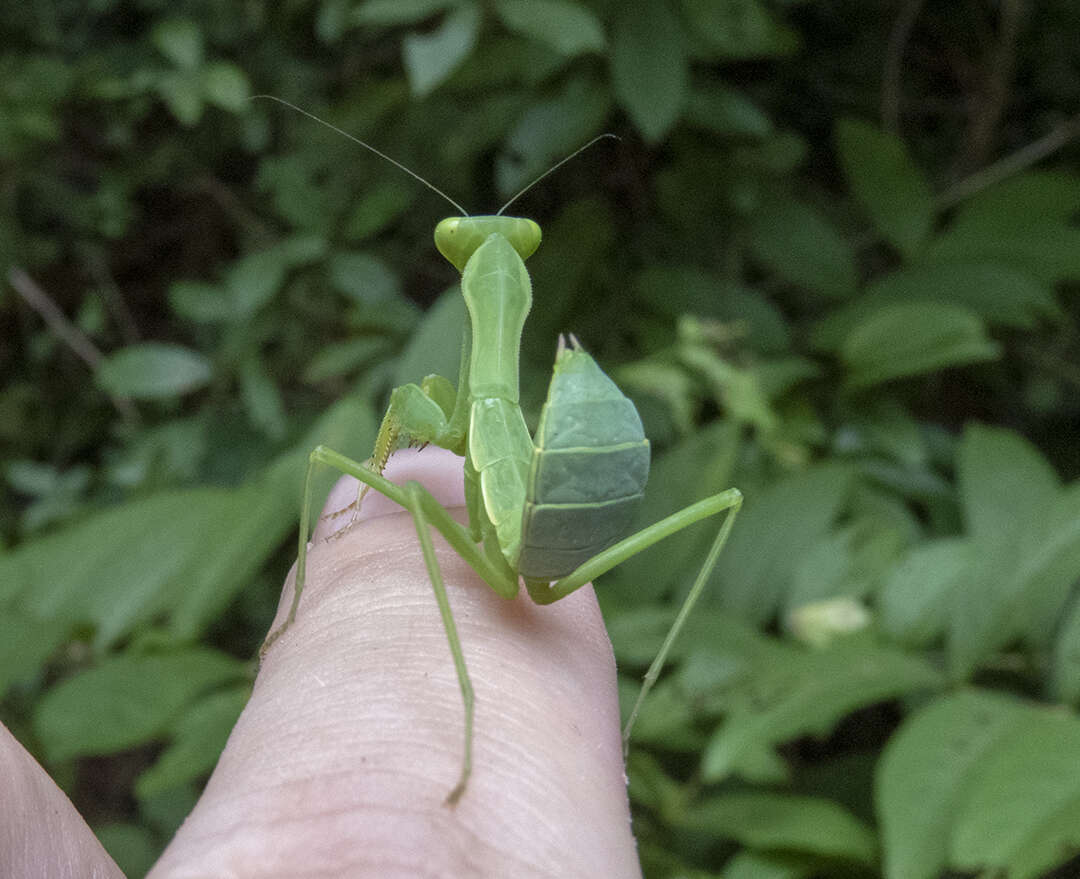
881 0 927 133
81 246 141 344
936 110 1080 210
963 0 1025 171
7 267 140 424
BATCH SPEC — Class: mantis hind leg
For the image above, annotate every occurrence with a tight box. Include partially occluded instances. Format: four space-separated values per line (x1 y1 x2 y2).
523 488 743 752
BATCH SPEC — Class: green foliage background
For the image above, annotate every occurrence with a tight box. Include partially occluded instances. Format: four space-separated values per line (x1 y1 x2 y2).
3 0 1080 876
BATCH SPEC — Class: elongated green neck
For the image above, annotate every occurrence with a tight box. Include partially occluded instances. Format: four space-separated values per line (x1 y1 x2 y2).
434 216 542 273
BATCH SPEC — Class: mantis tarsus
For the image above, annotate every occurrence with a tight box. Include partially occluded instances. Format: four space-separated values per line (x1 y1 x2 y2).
257 101 743 805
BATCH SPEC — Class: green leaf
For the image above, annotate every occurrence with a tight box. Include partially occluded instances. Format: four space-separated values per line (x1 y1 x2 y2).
714 462 856 624
877 689 1029 879
33 648 246 762
702 640 942 782
611 0 688 143
0 397 376 646
303 337 395 383
950 700 1080 879
239 355 287 441
0 608 71 700
135 685 249 797
494 0 605 56
201 62 251 112
685 84 772 138
342 180 415 241
877 538 970 647
959 424 1058 549
156 72 204 126
95 822 159 879
926 172 1080 284
840 303 1000 390
328 252 402 303
151 19 204 69
1053 588 1080 704
947 426 1080 675
494 76 612 196
633 266 789 353
835 118 934 258
748 198 858 299
225 248 289 317
355 0 454 26
402 3 481 97
168 280 232 324
811 263 1060 352
678 792 877 865
392 287 466 387
96 343 213 400
680 0 799 60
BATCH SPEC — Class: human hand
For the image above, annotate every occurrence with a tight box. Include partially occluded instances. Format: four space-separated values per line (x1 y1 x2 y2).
1 448 642 878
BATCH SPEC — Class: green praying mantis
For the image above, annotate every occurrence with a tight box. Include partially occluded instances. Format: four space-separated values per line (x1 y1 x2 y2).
257 99 743 806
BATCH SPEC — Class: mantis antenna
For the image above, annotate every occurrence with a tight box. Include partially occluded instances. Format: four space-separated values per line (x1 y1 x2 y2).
496 133 620 216
250 94 469 216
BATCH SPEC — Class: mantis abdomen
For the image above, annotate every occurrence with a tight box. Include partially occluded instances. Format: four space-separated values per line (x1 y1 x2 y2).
519 342 651 580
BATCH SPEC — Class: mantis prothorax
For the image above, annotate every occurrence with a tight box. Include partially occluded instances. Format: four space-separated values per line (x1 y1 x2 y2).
256 98 742 805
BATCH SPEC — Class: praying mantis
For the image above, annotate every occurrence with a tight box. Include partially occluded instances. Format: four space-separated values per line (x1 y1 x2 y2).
257 100 743 806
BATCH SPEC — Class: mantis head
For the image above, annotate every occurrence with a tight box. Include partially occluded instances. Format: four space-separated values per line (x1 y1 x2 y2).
434 216 542 273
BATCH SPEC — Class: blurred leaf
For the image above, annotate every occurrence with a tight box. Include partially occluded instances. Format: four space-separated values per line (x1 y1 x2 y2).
328 251 402 303
812 263 1059 351
681 0 798 59
97 343 213 400
714 462 856 624
926 172 1080 284
678 792 877 865
156 72 204 126
877 538 970 647
303 337 394 383
722 851 815 879
95 822 159 879
151 19 203 69
949 705 1080 879
201 62 251 112
0 397 376 646
877 689 1028 879
342 180 415 241
392 286 466 386
949 427 1080 676
225 248 289 317
835 118 934 258
749 197 858 299
495 76 612 197
402 3 480 97
135 684 249 797
168 281 232 324
840 303 1000 390
239 355 287 440
354 0 454 26
494 0 605 56
634 266 789 353
1052 592 1080 704
0 609 70 699
33 648 246 762
685 84 772 137
611 0 687 143
702 639 942 782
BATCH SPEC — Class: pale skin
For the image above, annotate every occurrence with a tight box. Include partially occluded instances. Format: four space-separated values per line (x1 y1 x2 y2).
0 449 643 879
